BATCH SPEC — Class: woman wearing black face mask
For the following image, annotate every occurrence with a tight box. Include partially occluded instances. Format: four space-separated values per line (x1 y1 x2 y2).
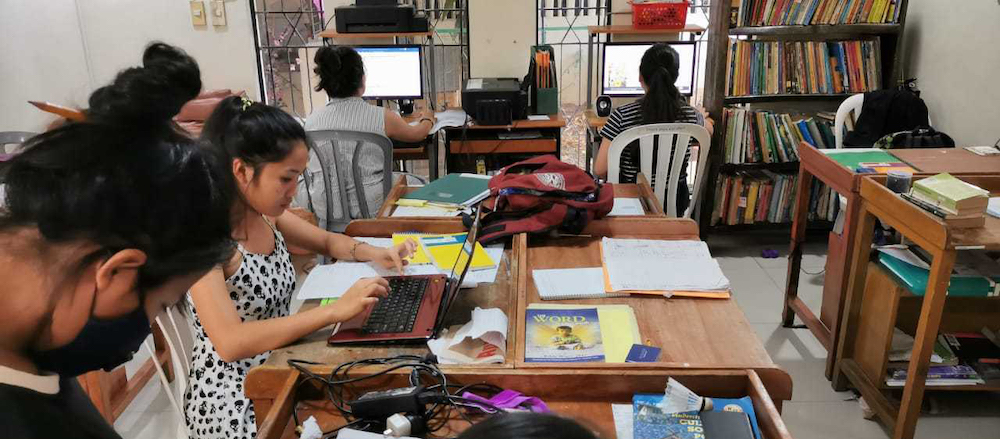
0 42 234 439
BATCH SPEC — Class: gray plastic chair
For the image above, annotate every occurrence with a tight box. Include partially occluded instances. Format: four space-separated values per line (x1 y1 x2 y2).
298 130 393 233
0 131 36 155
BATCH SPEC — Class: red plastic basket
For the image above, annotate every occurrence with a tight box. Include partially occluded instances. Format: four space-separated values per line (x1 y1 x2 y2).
630 1 690 30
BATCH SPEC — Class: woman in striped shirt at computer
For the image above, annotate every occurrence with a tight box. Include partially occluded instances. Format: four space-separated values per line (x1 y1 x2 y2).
595 43 714 216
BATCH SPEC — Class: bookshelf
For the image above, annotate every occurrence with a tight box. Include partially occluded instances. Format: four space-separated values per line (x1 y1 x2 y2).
700 0 909 234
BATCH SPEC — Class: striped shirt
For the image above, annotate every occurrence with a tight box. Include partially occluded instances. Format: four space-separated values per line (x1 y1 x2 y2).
299 97 388 229
598 101 704 185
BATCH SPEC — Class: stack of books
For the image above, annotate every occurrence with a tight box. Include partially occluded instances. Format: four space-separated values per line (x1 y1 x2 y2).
886 328 1000 387
722 108 836 164
397 173 491 211
711 172 838 226
734 0 903 27
903 173 990 228
725 39 882 97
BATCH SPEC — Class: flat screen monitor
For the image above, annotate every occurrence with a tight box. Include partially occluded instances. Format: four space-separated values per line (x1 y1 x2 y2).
601 42 697 97
355 45 424 100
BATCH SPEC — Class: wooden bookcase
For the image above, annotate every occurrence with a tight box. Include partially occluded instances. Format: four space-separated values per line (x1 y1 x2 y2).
699 0 910 234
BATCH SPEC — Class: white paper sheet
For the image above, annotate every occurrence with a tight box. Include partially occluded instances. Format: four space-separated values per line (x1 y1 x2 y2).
427 307 508 364
609 198 645 216
390 205 463 217
602 238 730 292
296 262 440 300
611 404 634 439
877 245 930 269
988 197 1000 218
297 243 504 299
407 109 469 135
527 114 551 121
461 246 504 287
337 429 417 439
532 267 609 300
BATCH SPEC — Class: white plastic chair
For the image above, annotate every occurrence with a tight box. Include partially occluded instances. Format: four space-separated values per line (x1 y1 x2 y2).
834 93 864 149
143 305 193 439
607 123 711 218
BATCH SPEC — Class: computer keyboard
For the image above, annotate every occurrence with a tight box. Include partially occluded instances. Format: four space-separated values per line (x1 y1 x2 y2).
361 277 428 334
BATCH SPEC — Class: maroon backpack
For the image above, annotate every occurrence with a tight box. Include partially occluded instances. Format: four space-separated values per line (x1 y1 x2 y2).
476 155 614 243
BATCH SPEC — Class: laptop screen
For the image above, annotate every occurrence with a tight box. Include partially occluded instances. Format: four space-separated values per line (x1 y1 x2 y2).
433 207 482 330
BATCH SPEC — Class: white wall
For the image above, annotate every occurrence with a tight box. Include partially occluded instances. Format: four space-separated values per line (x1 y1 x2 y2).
468 0 534 78
0 1 93 132
903 1 1000 146
1 0 259 132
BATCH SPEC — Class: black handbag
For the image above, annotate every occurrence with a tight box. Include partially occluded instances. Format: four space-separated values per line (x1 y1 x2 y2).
873 126 956 149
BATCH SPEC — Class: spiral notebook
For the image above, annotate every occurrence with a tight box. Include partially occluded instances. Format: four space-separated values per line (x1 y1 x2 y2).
532 267 629 300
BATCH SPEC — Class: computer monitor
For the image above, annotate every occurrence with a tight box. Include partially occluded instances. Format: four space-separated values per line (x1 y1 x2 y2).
355 45 424 100
601 42 697 97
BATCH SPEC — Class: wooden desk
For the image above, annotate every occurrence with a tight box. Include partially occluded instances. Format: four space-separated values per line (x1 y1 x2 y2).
260 220 519 369
782 144 999 381
247 218 794 439
515 221 792 407
377 175 665 220
833 175 1000 439
442 114 566 174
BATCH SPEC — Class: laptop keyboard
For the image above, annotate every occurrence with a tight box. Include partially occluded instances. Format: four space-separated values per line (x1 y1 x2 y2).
361 278 429 334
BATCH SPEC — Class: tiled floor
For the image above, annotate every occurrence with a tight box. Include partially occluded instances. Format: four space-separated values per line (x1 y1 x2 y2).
115 233 1000 439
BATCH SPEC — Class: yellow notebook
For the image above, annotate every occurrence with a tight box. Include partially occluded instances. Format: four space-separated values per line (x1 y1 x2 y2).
392 234 432 265
526 303 640 363
419 233 496 272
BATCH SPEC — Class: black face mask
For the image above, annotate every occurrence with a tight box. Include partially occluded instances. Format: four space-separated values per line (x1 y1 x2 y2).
31 305 151 377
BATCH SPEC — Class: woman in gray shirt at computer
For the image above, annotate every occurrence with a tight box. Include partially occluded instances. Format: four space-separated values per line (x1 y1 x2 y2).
303 46 436 221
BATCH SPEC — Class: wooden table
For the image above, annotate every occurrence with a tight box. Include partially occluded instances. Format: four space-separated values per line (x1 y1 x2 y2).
247 217 794 439
377 174 665 220
442 114 565 174
782 144 1000 380
833 174 1000 439
515 220 793 407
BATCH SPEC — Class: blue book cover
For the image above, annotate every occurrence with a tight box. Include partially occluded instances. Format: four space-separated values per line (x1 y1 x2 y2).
525 308 604 362
633 394 703 439
633 394 763 439
796 120 817 147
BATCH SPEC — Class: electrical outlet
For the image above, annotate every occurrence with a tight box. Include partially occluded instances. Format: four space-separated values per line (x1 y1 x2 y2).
211 0 227 27
190 1 207 26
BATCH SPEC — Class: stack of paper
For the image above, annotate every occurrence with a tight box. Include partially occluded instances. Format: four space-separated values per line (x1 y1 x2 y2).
601 238 730 298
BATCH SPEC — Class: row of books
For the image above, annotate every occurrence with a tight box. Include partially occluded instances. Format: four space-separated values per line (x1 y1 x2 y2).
733 0 902 27
711 171 839 226
886 328 1000 387
721 108 837 164
901 173 991 228
725 39 882 97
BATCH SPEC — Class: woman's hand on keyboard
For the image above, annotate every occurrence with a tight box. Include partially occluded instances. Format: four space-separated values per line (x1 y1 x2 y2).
331 277 389 321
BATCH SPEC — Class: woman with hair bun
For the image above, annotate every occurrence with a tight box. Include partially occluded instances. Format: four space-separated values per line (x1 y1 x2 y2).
595 43 715 215
304 45 436 220
0 42 234 439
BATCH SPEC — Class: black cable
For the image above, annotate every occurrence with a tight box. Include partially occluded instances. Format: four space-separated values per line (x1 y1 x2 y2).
286 355 507 434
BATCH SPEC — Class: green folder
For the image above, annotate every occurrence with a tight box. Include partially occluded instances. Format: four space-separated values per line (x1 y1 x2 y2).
878 252 997 297
822 149 906 171
401 173 490 206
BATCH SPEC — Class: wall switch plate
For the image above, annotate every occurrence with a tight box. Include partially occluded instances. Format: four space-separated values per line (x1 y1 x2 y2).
190 1 207 26
211 0 227 27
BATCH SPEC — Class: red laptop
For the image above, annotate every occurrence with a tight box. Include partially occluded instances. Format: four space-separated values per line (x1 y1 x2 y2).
328 208 481 345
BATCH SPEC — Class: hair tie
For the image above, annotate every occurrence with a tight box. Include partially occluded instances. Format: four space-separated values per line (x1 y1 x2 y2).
240 96 253 111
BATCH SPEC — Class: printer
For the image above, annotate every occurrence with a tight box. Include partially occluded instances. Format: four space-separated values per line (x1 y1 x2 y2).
334 0 430 33
461 78 528 126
